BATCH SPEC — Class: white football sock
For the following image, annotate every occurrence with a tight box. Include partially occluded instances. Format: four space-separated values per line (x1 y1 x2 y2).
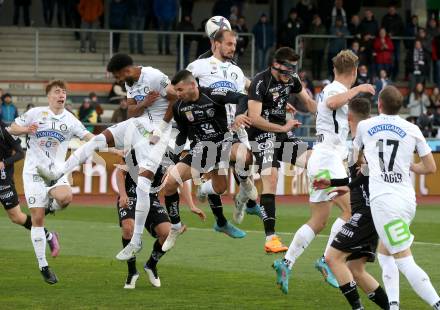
130 177 151 247
284 224 315 269
200 180 217 195
171 223 182 230
395 255 440 307
63 134 108 174
31 226 48 269
324 217 346 256
378 253 400 306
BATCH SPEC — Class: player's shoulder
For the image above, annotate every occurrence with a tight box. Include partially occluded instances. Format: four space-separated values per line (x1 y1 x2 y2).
141 66 165 79
26 106 49 118
324 81 347 96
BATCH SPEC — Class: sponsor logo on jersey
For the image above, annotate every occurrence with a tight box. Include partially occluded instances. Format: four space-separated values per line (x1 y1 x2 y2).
185 111 195 122
200 123 216 134
209 80 236 92
231 72 238 80
35 130 65 142
206 108 215 117
367 124 406 138
134 95 145 102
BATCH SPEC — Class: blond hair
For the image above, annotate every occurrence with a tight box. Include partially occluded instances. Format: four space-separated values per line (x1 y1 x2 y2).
332 50 359 75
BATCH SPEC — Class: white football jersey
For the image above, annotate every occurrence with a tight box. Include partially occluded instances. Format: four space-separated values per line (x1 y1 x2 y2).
15 107 89 174
315 81 350 156
125 66 170 122
187 56 246 126
353 114 432 201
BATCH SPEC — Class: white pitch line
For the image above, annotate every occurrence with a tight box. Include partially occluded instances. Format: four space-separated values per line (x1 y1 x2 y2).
187 227 440 247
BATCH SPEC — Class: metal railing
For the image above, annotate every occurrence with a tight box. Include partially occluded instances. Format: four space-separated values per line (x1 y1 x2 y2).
29 27 255 77
294 34 416 70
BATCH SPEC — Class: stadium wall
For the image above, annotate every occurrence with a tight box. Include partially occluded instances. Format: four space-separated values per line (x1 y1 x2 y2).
12 152 440 196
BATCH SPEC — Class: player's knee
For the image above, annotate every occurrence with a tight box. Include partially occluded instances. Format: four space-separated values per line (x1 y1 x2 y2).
308 217 328 233
121 225 134 240
349 264 365 281
57 194 72 208
212 182 227 195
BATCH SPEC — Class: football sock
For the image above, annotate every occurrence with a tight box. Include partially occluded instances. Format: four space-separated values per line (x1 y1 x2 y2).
22 215 32 229
247 199 257 208
122 237 137 275
260 194 276 236
31 226 48 269
200 180 217 195
208 194 227 227
45 229 53 241
395 255 440 306
378 254 400 307
340 281 364 310
367 286 389 309
147 240 166 268
433 300 440 310
63 134 108 174
131 177 151 247
324 217 346 256
284 224 315 269
165 192 181 225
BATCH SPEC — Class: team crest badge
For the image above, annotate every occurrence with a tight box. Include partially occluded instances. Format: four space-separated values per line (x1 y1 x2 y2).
185 111 195 122
206 108 215 117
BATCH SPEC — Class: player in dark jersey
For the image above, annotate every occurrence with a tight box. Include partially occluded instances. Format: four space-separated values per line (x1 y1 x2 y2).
0 121 60 257
247 47 316 253
311 98 391 310
161 69 254 250
116 149 173 289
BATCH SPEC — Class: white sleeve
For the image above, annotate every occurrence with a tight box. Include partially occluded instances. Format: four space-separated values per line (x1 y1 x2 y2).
71 116 91 139
413 125 432 157
186 60 202 77
149 68 170 97
237 72 246 94
353 121 365 152
14 108 36 127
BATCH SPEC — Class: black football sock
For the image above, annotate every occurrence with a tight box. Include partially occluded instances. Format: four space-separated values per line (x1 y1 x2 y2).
165 193 181 224
260 194 276 236
208 194 227 227
22 215 32 230
147 239 166 269
340 281 364 310
367 286 389 309
122 237 137 275
246 199 257 208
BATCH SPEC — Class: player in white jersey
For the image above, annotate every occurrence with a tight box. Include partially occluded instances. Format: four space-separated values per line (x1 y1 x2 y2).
274 50 375 291
9 80 94 284
353 86 440 310
37 54 176 261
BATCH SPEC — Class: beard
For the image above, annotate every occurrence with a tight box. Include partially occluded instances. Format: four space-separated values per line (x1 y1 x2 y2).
125 76 135 87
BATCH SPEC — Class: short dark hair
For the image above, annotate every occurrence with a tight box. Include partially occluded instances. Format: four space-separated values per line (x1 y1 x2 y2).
273 47 299 64
379 85 403 115
107 53 133 73
214 29 237 43
171 70 195 85
45 80 67 95
348 98 371 120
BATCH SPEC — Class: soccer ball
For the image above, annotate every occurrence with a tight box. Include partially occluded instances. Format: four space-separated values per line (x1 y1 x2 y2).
205 16 232 39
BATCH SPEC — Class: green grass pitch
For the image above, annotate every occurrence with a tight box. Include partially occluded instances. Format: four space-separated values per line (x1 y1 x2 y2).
1 202 440 309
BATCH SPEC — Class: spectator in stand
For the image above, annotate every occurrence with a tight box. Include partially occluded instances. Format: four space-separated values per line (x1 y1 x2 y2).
432 106 440 137
212 0 234 18
289 73 314 137
359 32 374 68
296 0 315 32
381 4 404 80
330 0 347 28
65 102 75 114
404 15 419 51
144 0 157 30
78 98 98 132
418 28 433 74
111 97 129 123
176 15 195 70
109 0 128 54
88 92 103 123
374 69 390 104
234 16 249 57
407 82 430 120
434 33 440 88
0 93 19 123
406 39 429 90
180 0 193 18
196 19 211 58
0 88 3 99
278 8 303 49
359 9 379 38
78 0 103 53
350 40 360 57
13 0 31 27
253 13 274 72
348 14 362 43
309 14 327 80
328 17 349 78
373 27 394 77
430 87 440 108
229 5 239 21
108 80 127 104
128 0 146 55
355 64 371 86
154 0 177 55
427 18 439 40
417 112 433 137
299 70 315 96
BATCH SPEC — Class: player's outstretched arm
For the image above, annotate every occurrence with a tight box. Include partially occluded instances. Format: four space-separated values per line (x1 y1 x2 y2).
411 153 437 175
9 122 37 136
326 84 375 110
248 100 300 133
